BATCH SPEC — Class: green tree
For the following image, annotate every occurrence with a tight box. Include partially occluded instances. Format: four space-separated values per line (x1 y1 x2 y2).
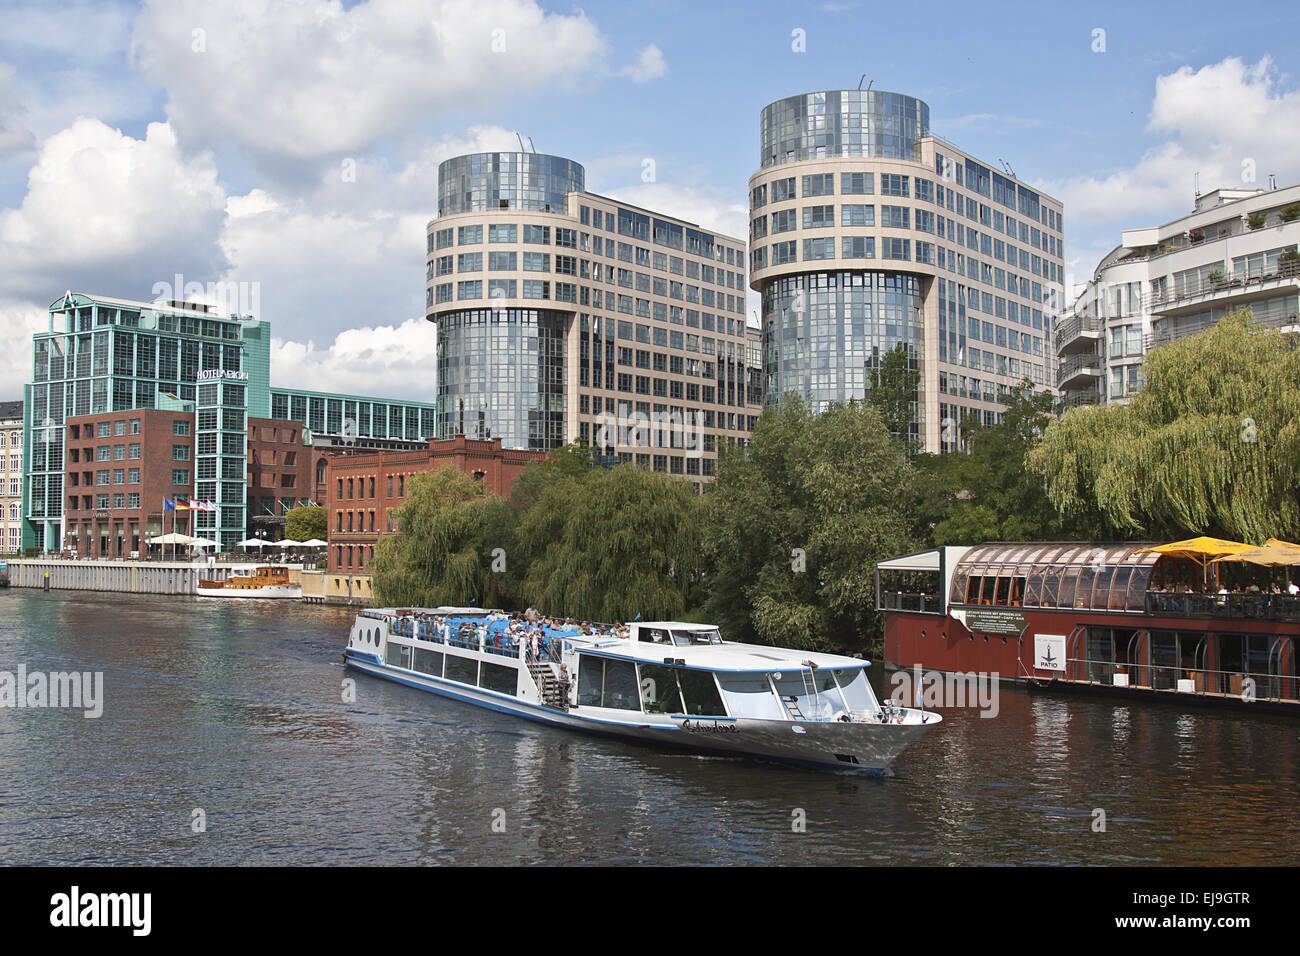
867 342 920 450
284 505 326 542
909 385 1103 546
1029 310 1300 542
704 396 917 653
516 464 705 623
370 467 496 608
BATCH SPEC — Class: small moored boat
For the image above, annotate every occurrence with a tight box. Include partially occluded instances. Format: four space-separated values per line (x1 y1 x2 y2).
196 566 302 599
343 608 940 773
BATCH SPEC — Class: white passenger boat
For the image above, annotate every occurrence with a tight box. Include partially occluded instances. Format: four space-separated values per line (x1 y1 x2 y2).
343 608 940 772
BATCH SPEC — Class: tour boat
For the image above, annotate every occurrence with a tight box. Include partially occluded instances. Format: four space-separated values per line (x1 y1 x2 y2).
195 566 302 599
343 608 940 773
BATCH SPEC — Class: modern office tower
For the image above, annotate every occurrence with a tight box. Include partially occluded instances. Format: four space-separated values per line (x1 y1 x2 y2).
426 152 759 485
0 400 22 554
1062 183 1300 406
748 89 1065 452
25 293 436 552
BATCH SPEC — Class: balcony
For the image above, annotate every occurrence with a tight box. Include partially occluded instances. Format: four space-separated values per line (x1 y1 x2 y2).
1056 314 1102 354
1143 260 1300 318
1058 390 1100 411
1057 354 1102 390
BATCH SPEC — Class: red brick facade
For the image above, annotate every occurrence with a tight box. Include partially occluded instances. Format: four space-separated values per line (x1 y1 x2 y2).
63 409 195 557
323 434 547 573
246 417 326 529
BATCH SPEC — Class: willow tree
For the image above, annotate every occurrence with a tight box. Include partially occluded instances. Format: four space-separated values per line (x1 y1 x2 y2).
370 466 499 608
1029 310 1300 542
704 396 917 653
515 464 705 623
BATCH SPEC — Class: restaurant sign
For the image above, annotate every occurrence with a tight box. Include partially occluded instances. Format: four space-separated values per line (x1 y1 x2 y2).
964 607 1027 636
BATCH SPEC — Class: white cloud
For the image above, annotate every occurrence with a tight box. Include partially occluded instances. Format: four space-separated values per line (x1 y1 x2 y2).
620 44 667 83
0 118 228 304
129 0 608 163
1045 56 1300 273
270 318 437 400
0 298 49 399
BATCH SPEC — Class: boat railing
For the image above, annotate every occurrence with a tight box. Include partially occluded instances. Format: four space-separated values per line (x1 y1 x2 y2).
1145 591 1300 621
1060 655 1297 703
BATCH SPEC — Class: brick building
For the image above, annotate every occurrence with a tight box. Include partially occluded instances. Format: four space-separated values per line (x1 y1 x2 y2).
323 434 548 584
246 417 318 535
63 407 195 557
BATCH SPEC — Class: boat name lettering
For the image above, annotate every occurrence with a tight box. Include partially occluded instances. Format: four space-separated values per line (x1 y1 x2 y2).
679 719 738 734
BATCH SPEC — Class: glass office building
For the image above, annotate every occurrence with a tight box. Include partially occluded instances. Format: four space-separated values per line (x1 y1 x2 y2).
24 293 436 551
428 152 759 478
749 89 1065 453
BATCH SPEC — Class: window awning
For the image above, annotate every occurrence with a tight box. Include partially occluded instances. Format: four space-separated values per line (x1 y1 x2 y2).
877 549 941 573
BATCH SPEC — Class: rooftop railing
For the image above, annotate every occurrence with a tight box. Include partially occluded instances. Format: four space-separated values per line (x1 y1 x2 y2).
1145 591 1300 622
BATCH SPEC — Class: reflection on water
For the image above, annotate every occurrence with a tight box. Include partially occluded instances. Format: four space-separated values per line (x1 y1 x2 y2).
1 590 1298 865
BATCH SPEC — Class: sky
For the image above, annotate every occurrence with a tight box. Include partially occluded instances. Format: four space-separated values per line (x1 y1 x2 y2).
2 0 1300 402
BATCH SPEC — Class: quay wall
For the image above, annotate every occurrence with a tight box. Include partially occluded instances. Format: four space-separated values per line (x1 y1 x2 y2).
6 559 280 595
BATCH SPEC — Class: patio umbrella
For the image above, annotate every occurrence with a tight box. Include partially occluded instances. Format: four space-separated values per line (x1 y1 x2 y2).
1211 538 1300 567
300 538 328 547
276 539 304 547
190 537 220 549
234 538 268 548
1136 536 1255 589
146 532 197 545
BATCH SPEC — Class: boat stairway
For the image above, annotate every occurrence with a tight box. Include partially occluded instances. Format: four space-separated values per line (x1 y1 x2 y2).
528 664 569 712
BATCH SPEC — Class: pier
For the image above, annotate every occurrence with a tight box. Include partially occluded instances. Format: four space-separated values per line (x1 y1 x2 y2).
5 558 302 595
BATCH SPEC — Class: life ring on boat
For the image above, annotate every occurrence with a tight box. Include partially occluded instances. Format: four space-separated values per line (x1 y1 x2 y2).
890 714 905 725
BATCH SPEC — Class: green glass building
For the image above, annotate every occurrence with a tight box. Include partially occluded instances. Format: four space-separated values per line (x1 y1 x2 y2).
24 293 435 551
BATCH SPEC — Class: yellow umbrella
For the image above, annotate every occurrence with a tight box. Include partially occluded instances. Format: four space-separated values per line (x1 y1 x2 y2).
1136 536 1255 589
1211 539 1300 566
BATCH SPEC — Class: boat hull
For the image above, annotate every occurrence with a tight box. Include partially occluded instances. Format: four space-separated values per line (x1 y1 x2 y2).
195 584 302 599
344 650 935 773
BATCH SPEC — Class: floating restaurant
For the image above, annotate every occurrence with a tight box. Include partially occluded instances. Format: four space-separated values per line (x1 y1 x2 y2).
876 537 1300 712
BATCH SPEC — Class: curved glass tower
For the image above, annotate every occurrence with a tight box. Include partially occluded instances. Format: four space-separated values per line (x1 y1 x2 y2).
438 152 585 217
749 89 1064 454
759 89 930 168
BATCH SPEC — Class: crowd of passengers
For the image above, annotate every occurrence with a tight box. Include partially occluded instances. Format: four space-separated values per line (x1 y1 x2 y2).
382 604 636 662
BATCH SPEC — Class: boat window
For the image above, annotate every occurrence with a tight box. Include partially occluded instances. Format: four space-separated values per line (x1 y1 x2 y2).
716 673 785 719
1074 566 1095 609
833 669 877 713
1009 577 1025 607
771 670 836 719
950 568 969 603
994 576 1011 605
413 648 443 676
479 661 518 696
445 655 477 686
640 627 670 643
676 669 727 716
1057 567 1078 608
639 663 685 713
670 628 722 646
577 656 641 710
1090 566 1113 609
385 642 411 669
1108 567 1132 611
964 574 982 604
1126 566 1151 609
1024 570 1042 606
1039 566 1061 607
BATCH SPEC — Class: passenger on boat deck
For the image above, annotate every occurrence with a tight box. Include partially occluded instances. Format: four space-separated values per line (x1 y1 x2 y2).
525 604 540 624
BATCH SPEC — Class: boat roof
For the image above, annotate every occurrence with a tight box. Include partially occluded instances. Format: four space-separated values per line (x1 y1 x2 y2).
361 608 869 673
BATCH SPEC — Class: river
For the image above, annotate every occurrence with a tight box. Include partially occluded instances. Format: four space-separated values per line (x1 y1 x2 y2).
1 590 1296 865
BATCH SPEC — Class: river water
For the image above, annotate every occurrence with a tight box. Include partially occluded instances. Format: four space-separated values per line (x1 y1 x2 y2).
1 589 1297 865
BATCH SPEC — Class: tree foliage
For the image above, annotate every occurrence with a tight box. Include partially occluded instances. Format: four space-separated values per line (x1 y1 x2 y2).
911 385 1102 546
284 505 326 542
704 396 917 653
1029 311 1300 542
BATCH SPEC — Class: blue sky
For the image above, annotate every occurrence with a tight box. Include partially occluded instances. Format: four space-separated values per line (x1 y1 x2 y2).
1 0 1298 399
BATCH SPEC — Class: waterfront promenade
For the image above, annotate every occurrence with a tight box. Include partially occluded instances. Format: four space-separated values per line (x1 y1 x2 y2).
5 557 305 595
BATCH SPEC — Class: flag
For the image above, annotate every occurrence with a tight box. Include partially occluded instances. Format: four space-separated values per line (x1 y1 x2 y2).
175 499 189 510
188 499 203 511
163 498 175 512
